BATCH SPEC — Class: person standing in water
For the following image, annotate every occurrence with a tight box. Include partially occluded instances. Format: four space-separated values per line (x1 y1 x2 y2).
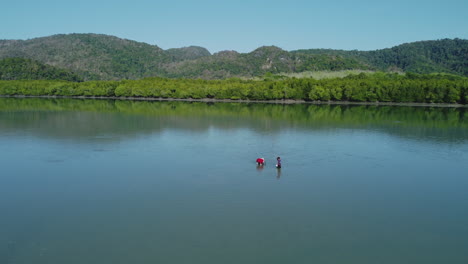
256 158 265 166
276 156 282 168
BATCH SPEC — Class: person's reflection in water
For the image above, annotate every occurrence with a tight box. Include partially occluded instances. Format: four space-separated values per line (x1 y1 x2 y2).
256 164 265 172
276 168 281 179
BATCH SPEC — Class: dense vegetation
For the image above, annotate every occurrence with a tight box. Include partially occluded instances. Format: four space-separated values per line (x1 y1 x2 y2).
165 46 211 62
1 73 467 104
0 34 466 80
0 34 168 80
0 58 83 81
293 39 468 76
162 46 370 79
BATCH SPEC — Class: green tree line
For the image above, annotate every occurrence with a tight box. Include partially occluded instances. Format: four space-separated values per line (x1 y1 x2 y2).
1 72 467 104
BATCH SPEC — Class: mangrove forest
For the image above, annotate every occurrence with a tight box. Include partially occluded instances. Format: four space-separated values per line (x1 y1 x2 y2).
1 72 468 104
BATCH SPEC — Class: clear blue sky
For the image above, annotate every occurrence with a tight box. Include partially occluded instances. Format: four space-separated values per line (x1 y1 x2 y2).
2 0 467 53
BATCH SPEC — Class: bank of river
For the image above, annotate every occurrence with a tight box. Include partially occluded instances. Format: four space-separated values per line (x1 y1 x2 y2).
2 94 467 108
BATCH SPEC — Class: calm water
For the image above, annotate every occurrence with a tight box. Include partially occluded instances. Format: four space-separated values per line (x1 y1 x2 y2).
1 98 468 264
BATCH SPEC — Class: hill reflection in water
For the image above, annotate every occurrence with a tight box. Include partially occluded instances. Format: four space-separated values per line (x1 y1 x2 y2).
0 97 467 144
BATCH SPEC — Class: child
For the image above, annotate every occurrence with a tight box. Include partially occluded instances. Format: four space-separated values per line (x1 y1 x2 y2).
276 156 282 168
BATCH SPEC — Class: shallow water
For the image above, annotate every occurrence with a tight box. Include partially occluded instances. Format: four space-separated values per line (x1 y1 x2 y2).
1 98 468 264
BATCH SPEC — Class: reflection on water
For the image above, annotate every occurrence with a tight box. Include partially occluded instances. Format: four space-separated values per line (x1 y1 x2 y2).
1 97 468 264
276 168 281 180
0 97 467 143
256 164 265 171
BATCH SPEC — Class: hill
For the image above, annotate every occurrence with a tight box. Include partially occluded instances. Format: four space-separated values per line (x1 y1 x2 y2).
0 34 169 80
149 46 370 79
0 34 466 80
292 38 468 76
0 57 83 81
165 46 211 61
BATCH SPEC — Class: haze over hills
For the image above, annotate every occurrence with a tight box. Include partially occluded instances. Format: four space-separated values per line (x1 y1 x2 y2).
0 33 467 80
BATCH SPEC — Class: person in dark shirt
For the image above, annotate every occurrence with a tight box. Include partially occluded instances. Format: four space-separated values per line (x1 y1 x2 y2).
276 156 281 168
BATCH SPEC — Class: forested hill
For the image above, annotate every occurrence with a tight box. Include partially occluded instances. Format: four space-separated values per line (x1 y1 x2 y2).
0 34 466 80
0 34 168 80
292 39 468 76
0 58 83 81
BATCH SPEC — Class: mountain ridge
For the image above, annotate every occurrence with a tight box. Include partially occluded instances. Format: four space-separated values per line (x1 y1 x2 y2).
0 34 466 80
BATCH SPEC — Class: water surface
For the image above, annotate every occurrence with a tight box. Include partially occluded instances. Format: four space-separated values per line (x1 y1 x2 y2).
1 98 468 264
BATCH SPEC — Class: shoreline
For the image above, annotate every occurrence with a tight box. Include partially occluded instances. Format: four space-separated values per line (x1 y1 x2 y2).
1 95 467 108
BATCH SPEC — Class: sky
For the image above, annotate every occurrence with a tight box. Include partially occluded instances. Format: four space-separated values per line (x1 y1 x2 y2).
2 0 467 53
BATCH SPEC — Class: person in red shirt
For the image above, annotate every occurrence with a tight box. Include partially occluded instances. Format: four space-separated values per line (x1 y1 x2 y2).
256 158 265 166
